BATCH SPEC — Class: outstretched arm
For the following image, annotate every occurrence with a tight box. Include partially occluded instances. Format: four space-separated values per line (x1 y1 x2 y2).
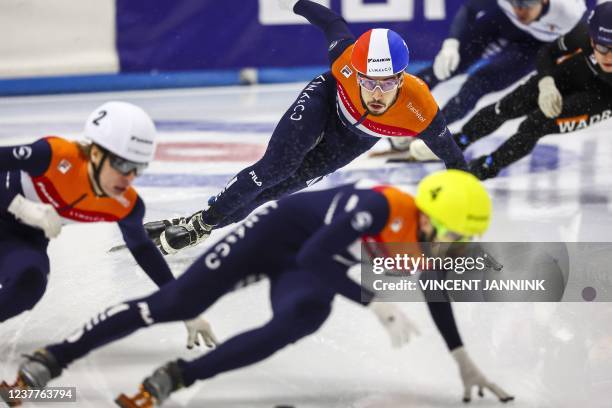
119 197 175 287
119 198 218 348
420 273 514 403
292 0 355 64
419 111 468 170
535 22 589 118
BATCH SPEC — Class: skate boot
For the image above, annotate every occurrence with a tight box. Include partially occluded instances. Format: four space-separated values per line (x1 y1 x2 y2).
115 361 184 407
144 213 198 246
1 349 62 406
453 133 472 151
469 155 501 180
159 211 215 255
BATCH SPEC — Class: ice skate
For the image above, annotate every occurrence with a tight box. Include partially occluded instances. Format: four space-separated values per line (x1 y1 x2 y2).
0 349 62 406
109 212 201 253
159 212 214 255
469 156 501 180
115 362 183 407
144 213 196 245
115 385 156 408
0 377 27 406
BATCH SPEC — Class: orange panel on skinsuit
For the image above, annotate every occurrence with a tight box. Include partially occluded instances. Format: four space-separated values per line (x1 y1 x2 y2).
366 186 420 243
362 185 422 264
29 137 137 222
332 44 439 138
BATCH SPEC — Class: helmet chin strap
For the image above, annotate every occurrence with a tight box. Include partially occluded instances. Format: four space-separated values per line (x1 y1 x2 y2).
90 150 109 197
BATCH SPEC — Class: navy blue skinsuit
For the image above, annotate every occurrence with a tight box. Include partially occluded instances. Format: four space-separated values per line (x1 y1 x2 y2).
46 184 463 387
0 139 174 322
416 0 585 126
202 0 466 228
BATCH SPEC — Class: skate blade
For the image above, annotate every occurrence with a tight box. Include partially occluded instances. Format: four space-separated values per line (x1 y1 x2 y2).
115 388 155 408
0 380 25 407
386 157 441 163
368 150 410 160
108 243 128 253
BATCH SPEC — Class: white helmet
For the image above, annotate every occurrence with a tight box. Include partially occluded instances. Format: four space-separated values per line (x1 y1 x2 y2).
84 101 156 163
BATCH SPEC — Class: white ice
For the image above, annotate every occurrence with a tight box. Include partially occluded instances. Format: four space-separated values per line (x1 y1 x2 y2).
1 76 611 408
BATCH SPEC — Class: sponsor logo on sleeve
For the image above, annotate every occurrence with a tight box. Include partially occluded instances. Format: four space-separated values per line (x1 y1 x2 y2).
351 211 373 231
249 170 263 186
12 146 32 160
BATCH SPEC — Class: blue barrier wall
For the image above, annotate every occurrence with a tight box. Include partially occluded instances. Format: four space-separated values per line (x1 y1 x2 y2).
0 0 601 95
115 0 462 71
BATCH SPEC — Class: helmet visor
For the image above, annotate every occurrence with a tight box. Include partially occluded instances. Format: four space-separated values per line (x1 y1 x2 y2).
108 153 148 176
431 218 471 243
357 74 401 93
594 42 612 55
506 0 541 7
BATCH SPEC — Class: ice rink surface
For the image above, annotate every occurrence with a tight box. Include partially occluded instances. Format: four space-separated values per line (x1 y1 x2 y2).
1 76 611 407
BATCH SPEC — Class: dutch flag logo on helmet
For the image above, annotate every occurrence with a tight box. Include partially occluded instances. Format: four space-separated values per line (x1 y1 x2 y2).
351 28 410 76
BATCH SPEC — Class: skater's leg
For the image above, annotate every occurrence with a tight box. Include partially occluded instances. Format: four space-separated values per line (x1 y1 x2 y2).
470 90 612 179
455 73 541 149
0 238 49 323
155 73 336 251
203 72 336 227
220 128 378 227
46 219 280 368
177 269 334 386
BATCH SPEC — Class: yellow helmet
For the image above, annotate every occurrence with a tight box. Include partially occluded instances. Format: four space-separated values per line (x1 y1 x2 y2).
415 170 492 236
